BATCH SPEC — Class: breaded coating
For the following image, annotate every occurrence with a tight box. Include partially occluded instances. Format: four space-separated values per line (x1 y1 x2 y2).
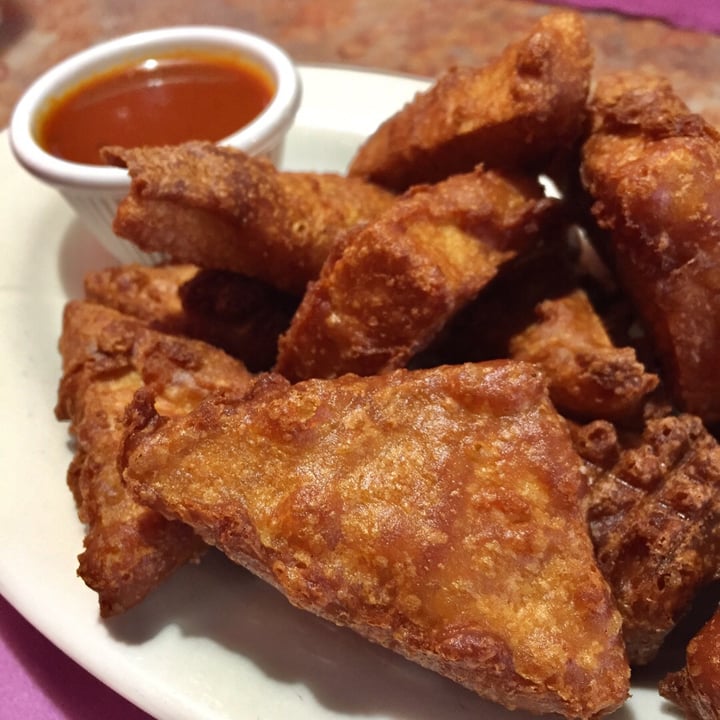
121 361 629 719
581 71 720 423
85 263 297 371
348 10 593 191
275 168 558 381
572 414 720 665
104 142 395 294
84 262 198 333
56 300 254 616
179 268 298 372
509 289 659 423
661 605 720 720
419 239 580 366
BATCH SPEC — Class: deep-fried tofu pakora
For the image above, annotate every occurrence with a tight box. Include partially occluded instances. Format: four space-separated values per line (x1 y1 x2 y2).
571 414 720 665
275 167 559 381
56 300 254 615
85 263 298 371
104 142 395 295
348 10 593 191
661 604 720 719
581 71 720 424
121 361 629 718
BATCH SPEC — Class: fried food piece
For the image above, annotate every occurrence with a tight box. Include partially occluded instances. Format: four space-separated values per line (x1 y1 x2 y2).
179 268 298 372
572 414 720 664
581 71 720 423
418 238 580 367
275 168 558 381
84 263 298 371
84 262 198 333
661 605 720 719
122 361 629 718
509 289 659 423
56 300 254 616
104 142 396 295
348 10 593 191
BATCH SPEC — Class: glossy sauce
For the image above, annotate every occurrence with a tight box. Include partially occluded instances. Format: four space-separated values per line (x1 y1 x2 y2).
37 51 275 165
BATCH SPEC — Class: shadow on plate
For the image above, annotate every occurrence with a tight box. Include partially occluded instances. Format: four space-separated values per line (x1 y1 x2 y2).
102 545 682 720
106 549 523 720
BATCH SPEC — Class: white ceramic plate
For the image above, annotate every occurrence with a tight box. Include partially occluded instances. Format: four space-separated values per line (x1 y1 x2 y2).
0 64 683 719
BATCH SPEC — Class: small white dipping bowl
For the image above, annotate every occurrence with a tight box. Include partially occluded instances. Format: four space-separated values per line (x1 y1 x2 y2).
9 25 302 264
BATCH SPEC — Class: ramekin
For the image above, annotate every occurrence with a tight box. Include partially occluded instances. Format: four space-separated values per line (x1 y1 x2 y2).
8 25 302 264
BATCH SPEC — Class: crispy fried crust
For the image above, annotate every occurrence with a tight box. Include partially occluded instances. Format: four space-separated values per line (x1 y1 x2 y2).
121 361 629 718
660 606 720 720
56 300 254 615
419 239 580 367
84 263 297 372
178 268 298 372
348 10 593 191
83 262 198 332
105 142 395 294
509 289 658 423
275 168 559 381
580 71 720 423
572 414 720 664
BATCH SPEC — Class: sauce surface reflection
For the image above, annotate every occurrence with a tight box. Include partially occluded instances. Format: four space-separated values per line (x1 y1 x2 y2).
38 51 275 165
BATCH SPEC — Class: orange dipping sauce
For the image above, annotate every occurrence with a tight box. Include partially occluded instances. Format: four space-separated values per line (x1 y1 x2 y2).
37 51 276 165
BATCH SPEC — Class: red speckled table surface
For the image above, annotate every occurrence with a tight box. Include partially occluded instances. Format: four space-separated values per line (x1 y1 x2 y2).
1 0 720 129
1 1 719 719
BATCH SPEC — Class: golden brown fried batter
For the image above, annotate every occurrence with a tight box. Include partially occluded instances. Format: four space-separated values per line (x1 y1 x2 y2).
84 262 198 333
661 605 720 720
418 239 580 367
85 263 297 372
56 300 254 616
275 168 559 381
348 10 593 191
572 414 720 665
581 71 720 424
179 268 298 372
121 361 629 718
509 289 659 423
105 142 395 294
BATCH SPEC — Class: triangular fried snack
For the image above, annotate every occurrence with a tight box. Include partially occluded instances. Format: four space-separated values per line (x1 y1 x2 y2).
581 71 720 423
348 10 593 191
56 300 254 615
275 167 558 381
122 360 629 717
